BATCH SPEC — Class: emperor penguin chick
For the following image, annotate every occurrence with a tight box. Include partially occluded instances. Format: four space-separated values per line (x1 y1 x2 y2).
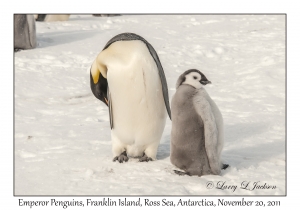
90 33 171 163
170 69 226 176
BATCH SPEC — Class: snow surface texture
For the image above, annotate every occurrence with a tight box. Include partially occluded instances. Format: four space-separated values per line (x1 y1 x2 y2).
14 15 285 195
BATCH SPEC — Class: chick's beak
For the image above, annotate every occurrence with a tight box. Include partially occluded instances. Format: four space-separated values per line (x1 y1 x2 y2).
200 80 212 85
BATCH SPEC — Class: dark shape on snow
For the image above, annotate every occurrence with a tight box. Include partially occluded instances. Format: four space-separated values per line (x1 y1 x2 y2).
35 14 70 22
36 14 47 21
222 163 229 170
92 14 121 17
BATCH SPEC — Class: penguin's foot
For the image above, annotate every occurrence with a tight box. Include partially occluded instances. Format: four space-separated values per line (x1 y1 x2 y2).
139 153 153 162
174 170 191 176
113 151 129 163
222 163 229 170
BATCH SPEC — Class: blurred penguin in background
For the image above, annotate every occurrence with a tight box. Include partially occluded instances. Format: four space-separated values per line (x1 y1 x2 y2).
35 14 70 22
14 14 37 51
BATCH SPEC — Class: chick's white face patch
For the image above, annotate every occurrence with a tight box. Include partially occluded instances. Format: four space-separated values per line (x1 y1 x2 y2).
182 72 203 89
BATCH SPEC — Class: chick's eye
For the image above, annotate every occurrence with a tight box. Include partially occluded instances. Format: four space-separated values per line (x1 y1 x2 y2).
193 76 197 80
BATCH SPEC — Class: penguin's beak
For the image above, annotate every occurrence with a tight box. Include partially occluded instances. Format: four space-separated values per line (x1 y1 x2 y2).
104 97 109 106
200 80 211 85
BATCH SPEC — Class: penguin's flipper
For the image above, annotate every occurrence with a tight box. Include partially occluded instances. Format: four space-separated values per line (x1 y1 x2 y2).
107 86 113 129
193 94 221 175
102 32 172 120
146 41 172 120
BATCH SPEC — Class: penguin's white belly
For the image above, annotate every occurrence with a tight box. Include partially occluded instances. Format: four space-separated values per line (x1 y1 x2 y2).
105 41 167 155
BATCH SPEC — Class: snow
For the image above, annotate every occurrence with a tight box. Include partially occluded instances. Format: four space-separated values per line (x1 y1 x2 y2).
14 15 285 195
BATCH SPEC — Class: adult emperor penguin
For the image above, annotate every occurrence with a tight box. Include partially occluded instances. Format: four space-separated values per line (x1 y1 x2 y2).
170 69 228 176
90 33 171 163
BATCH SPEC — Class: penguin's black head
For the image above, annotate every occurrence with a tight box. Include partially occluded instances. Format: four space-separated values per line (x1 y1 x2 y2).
90 69 109 106
176 69 211 89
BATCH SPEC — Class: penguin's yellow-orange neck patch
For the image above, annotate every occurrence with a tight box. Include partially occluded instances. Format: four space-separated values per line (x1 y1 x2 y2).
91 60 100 84
91 59 108 84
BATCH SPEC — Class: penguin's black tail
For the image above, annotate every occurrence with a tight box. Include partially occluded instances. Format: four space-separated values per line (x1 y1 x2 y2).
174 165 229 176
173 170 191 176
